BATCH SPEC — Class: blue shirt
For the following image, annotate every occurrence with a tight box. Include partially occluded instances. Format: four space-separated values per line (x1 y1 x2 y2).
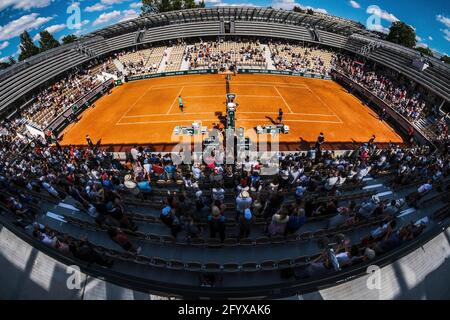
137 181 152 192
165 165 175 173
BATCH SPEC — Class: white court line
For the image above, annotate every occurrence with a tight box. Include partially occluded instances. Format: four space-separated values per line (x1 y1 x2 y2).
122 111 337 119
115 85 154 124
117 119 219 125
238 112 337 117
273 86 294 114
123 112 215 118
166 87 184 115
181 95 281 99
305 87 344 124
151 83 309 90
247 119 342 124
117 118 343 125
151 83 223 89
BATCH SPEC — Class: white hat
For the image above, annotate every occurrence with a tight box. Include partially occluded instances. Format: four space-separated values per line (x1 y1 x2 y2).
124 180 137 189
240 191 250 198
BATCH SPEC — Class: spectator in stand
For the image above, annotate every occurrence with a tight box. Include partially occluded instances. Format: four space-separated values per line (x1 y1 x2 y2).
238 208 255 239
208 206 226 242
268 208 290 236
107 227 141 254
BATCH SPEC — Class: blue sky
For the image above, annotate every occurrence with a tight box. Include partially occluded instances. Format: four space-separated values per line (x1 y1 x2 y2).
0 0 449 62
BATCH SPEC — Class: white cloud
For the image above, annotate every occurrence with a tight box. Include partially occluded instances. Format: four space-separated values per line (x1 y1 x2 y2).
85 0 130 12
0 13 53 41
436 14 450 28
0 0 51 11
72 19 90 29
415 35 422 42
85 3 108 12
33 33 41 42
0 56 9 63
101 0 129 5
416 42 428 48
120 9 139 22
366 5 399 23
442 29 450 42
214 2 259 7
45 24 66 34
368 23 390 34
92 10 122 26
129 2 142 9
428 36 433 41
349 1 360 9
271 0 327 14
0 41 9 51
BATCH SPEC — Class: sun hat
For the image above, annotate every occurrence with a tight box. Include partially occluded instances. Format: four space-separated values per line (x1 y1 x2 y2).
124 180 137 189
240 190 250 198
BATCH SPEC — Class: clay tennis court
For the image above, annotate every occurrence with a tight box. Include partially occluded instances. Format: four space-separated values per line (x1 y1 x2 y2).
59 74 403 151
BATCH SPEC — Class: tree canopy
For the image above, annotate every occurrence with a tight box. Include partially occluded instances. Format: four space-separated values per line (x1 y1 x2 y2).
441 55 450 64
61 34 78 45
18 31 40 61
141 0 205 14
386 21 416 48
39 30 60 52
0 57 16 71
415 46 434 57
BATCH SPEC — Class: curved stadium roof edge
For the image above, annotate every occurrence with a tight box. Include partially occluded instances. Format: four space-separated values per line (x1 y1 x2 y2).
83 6 371 39
0 6 449 109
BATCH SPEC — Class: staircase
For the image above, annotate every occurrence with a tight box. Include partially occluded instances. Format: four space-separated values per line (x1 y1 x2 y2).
262 44 276 70
113 59 125 74
158 47 172 73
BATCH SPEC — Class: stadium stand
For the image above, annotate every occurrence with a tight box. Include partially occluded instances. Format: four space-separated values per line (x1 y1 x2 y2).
0 7 449 298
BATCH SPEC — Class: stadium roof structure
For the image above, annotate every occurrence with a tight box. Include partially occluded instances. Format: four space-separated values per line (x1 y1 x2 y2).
83 6 372 40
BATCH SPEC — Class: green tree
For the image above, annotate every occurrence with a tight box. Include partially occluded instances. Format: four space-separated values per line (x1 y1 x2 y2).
61 34 78 45
386 21 416 48
141 0 204 14
172 0 182 10
0 56 17 70
141 0 159 14
38 30 60 52
440 55 450 64
160 0 173 11
292 6 306 13
415 46 433 57
183 0 196 9
18 31 40 61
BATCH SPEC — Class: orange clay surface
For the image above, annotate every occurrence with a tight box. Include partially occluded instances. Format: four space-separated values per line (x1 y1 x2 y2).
59 74 403 151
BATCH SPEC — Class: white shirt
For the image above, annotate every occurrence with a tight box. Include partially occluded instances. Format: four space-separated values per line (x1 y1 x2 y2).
325 176 339 190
